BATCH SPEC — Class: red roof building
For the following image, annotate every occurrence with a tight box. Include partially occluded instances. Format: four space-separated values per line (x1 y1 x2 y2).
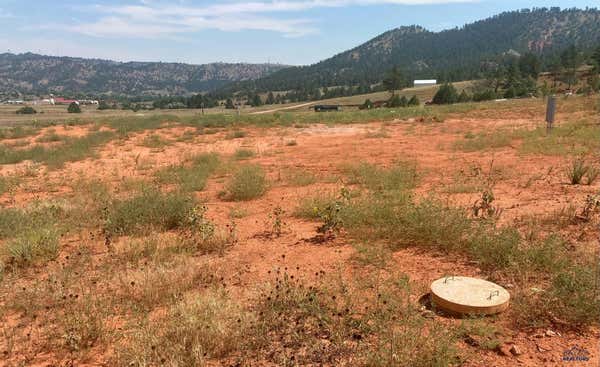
53 97 79 105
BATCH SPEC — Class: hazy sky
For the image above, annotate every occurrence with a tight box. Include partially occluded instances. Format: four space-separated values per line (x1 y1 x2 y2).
0 0 597 65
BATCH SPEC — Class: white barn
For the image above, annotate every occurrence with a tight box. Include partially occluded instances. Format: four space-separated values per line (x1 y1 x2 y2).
414 79 437 88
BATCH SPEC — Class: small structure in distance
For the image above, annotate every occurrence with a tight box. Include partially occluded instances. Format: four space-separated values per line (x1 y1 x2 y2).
414 79 437 88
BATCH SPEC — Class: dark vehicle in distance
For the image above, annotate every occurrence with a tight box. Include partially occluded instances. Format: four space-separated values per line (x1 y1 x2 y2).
313 105 341 112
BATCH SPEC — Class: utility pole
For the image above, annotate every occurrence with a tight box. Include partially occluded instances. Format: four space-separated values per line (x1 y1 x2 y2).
546 95 556 133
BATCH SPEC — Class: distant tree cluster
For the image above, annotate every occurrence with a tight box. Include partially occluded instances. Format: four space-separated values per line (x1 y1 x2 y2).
387 94 420 107
152 94 219 110
15 106 36 114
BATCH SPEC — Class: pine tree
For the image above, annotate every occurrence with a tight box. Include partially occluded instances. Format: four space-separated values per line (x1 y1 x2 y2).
225 98 235 109
432 83 458 104
593 46 600 71
399 96 408 107
408 95 420 106
266 92 275 105
457 90 471 103
251 94 263 107
382 66 406 96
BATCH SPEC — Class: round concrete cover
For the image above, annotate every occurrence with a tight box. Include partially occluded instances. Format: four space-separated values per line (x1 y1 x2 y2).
430 276 510 315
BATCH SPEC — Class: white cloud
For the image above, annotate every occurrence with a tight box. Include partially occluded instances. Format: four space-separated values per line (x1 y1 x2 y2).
37 0 477 38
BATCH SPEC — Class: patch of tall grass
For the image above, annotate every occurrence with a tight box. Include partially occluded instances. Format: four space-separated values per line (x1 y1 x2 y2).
297 164 599 328
0 131 115 168
224 165 267 201
104 187 195 236
154 153 220 192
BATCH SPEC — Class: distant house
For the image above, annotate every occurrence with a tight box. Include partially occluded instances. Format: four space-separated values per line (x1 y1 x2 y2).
414 80 437 88
53 97 79 105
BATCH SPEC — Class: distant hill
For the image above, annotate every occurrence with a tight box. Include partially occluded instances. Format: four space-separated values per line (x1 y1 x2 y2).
222 7 600 94
0 53 288 97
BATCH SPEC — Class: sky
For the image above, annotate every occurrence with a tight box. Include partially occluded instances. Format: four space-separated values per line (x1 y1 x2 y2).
0 0 598 65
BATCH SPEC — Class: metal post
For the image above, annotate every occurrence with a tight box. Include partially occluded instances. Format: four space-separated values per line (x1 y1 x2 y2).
546 95 556 133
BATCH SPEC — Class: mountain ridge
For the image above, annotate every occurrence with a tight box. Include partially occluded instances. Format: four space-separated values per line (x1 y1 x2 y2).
220 7 600 95
0 52 289 97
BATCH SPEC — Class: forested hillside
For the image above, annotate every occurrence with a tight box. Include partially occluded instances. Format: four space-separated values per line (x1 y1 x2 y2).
220 7 600 96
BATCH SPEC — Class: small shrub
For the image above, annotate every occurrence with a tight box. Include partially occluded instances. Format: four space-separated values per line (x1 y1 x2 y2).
566 158 589 185
225 165 267 201
180 206 230 255
269 206 286 237
472 189 502 219
316 187 350 233
16 106 37 115
285 139 298 146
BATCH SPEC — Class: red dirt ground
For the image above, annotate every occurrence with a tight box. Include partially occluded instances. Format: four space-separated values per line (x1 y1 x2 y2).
1 108 598 366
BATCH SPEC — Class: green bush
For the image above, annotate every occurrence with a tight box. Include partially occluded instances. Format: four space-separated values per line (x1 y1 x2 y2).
104 188 196 236
432 83 459 105
67 102 81 113
225 165 267 201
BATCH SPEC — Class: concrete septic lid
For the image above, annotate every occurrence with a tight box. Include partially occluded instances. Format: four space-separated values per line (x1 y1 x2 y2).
430 276 510 316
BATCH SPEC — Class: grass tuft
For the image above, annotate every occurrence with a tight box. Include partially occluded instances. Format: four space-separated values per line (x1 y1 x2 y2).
3 227 59 268
116 290 247 366
154 153 220 192
104 187 195 236
224 165 268 201
233 148 255 160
